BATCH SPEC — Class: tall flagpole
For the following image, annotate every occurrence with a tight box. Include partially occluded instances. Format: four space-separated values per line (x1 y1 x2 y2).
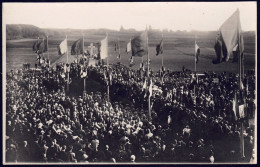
47 36 49 61
83 33 87 96
47 35 50 78
66 35 69 94
146 30 151 122
66 35 68 63
239 44 245 159
195 34 197 73
106 33 109 103
118 38 121 64
42 38 44 65
161 33 164 67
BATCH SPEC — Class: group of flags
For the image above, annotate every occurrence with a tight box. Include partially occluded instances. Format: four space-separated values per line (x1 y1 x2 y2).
32 37 50 67
57 36 108 61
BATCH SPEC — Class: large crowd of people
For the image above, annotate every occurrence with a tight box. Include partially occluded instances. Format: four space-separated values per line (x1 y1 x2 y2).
5 61 256 163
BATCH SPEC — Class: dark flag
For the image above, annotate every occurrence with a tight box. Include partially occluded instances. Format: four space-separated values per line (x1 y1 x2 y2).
156 39 163 56
71 39 83 55
33 39 47 54
213 9 244 64
195 42 200 63
115 43 119 51
131 31 148 57
32 41 39 53
117 54 121 59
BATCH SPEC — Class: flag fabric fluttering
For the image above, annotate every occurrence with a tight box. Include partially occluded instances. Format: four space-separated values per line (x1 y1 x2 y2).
33 40 40 53
142 78 147 92
156 39 163 56
99 36 108 59
131 31 148 57
58 39 68 55
126 41 131 53
239 104 245 118
71 39 83 55
213 9 244 64
233 92 238 120
33 39 47 54
148 79 153 98
195 42 200 63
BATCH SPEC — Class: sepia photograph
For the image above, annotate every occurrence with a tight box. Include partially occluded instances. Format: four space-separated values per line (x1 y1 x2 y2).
2 1 257 164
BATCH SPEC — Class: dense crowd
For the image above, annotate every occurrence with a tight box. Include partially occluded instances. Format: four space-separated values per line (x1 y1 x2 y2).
5 62 256 163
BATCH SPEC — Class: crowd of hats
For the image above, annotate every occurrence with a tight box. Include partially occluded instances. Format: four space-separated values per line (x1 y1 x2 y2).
5 64 255 163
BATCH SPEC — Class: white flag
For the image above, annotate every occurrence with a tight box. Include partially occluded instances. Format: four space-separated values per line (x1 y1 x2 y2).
232 96 237 120
100 36 108 59
58 39 67 55
149 79 153 97
126 41 131 53
142 79 147 91
239 104 245 118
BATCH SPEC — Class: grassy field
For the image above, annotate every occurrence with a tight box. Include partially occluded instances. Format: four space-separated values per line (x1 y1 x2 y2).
5 32 255 73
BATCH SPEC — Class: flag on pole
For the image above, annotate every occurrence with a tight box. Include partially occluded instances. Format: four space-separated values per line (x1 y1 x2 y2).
240 80 244 90
109 72 112 85
99 36 108 59
131 31 148 57
126 41 131 53
195 42 200 63
104 70 107 81
233 92 238 120
156 39 163 56
58 39 67 55
213 9 244 64
142 78 147 92
71 39 83 55
129 56 134 67
148 79 153 98
115 43 119 51
33 40 40 53
36 39 48 54
239 104 245 118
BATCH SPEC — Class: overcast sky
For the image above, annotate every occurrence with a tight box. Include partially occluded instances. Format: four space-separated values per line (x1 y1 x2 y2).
2 2 256 31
